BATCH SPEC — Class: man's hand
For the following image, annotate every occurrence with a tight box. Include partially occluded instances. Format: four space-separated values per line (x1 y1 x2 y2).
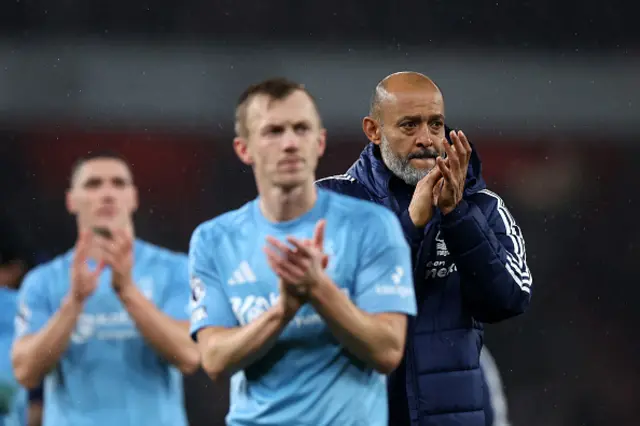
95 229 134 294
276 279 304 320
69 231 104 303
308 219 330 270
264 220 329 298
408 167 443 227
0 260 26 288
435 130 472 215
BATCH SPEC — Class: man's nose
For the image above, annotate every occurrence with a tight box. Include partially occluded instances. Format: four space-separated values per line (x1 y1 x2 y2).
415 125 433 148
282 128 301 151
99 186 117 202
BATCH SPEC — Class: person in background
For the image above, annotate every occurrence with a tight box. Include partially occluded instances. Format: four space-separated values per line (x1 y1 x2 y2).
481 347 511 426
11 151 199 426
1 213 34 426
317 71 532 426
0 287 25 426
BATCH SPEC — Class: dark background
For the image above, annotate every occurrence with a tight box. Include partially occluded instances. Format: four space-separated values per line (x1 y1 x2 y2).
0 2 637 425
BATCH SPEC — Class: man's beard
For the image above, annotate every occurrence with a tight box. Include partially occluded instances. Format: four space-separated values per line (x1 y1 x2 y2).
379 134 441 186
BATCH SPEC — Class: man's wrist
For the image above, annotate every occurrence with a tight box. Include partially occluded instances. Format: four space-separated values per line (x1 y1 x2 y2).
61 295 84 316
407 206 426 228
268 303 292 326
440 205 455 216
440 199 470 223
307 273 335 305
115 282 139 305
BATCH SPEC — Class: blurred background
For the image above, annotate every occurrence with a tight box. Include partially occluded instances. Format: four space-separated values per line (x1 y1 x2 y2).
0 1 637 425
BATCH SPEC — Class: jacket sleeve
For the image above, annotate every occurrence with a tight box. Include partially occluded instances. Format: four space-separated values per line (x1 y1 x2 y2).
439 189 532 323
397 209 427 260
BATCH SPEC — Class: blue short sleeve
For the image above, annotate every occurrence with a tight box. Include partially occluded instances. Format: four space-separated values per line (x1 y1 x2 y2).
159 254 190 321
354 208 417 316
188 225 239 341
15 269 51 337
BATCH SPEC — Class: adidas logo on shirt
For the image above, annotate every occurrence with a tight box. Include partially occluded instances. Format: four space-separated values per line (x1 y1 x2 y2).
228 261 257 285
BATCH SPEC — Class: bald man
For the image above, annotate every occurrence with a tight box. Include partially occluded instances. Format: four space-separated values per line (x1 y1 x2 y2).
317 72 531 426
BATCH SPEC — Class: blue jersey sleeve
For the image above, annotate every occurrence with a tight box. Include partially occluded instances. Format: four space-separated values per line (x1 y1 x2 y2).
160 254 190 321
188 225 239 341
354 208 417 316
15 269 51 337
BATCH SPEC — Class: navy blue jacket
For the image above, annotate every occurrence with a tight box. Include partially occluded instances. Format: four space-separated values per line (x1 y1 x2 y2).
316 140 531 426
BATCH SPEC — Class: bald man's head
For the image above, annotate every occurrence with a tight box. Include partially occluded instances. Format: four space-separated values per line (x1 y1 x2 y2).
363 71 448 185
369 72 443 122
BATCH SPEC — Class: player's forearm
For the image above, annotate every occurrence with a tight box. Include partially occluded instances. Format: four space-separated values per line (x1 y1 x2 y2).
11 296 82 388
27 401 43 426
118 286 200 375
200 306 289 381
308 276 405 374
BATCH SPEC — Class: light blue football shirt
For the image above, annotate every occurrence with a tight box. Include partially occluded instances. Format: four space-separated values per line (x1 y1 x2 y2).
15 240 190 426
189 188 417 426
0 287 26 426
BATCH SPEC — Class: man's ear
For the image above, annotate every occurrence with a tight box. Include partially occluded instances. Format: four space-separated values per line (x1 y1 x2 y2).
66 189 77 214
317 129 327 158
362 116 382 145
233 137 253 166
131 186 139 213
